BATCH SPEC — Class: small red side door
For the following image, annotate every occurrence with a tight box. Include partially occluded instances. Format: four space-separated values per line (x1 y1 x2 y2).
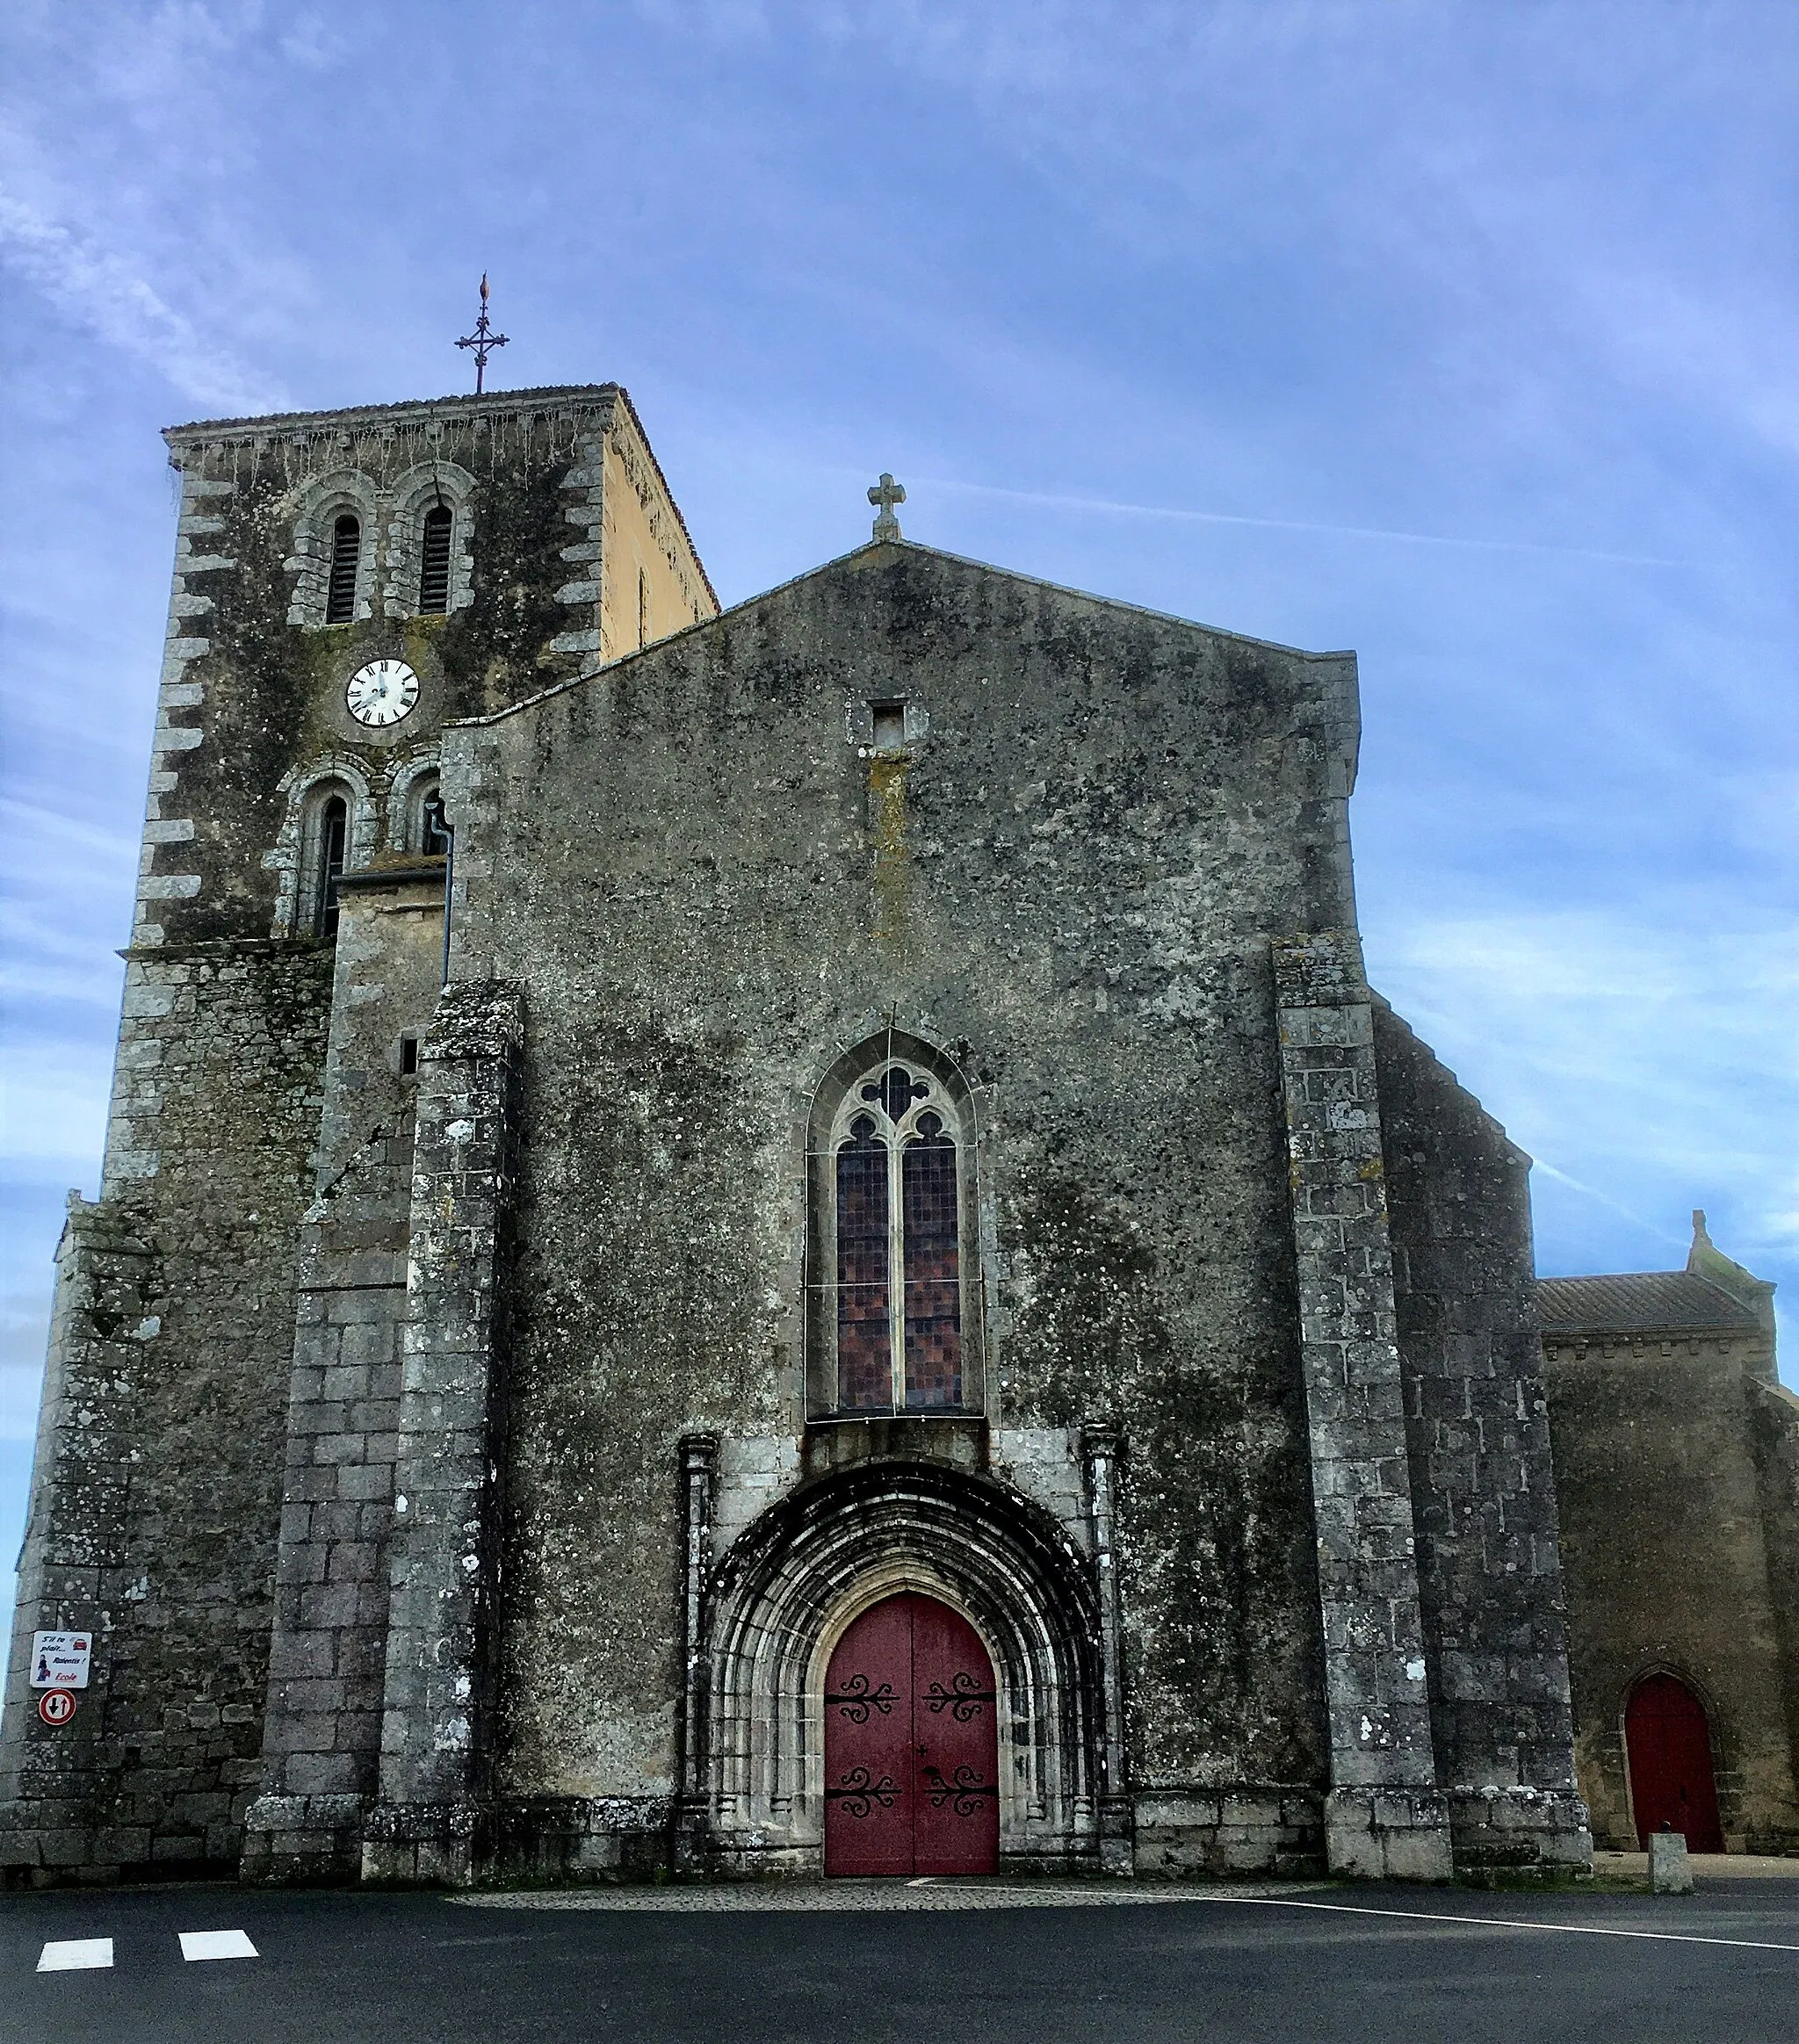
824 1593 999 1876
1626 1673 1724 1851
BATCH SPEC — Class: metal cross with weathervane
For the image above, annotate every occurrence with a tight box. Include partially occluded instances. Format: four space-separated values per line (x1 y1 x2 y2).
456 274 509 394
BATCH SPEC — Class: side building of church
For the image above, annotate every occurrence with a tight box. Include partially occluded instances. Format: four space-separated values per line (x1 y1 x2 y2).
0 380 1776 1889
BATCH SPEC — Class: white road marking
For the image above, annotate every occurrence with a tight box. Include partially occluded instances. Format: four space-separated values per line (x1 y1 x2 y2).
37 1939 114 1972
179 1928 259 1961
1210 1895 1799 1954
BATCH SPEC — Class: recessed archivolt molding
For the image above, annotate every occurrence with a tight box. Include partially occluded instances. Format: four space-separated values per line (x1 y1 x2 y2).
703 1462 1103 1871
266 755 378 937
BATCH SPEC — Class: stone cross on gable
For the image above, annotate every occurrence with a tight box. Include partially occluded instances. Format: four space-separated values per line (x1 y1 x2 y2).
869 473 906 541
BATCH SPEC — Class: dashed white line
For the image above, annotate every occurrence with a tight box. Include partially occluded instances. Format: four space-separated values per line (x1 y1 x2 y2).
179 1929 259 1962
37 1939 113 1972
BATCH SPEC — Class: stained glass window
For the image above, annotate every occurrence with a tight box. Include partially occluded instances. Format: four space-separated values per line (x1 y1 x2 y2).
830 1066 965 1414
835 1114 892 1410
902 1112 962 1406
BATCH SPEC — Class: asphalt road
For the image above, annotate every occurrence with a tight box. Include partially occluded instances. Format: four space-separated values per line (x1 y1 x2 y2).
4 1878 1797 2044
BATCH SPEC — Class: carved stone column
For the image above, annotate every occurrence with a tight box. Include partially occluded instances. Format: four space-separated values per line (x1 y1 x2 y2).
675 1432 719 1868
1081 1421 1134 1874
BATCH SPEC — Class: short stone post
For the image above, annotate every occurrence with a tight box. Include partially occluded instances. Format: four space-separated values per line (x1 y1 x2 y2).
1650 1828 1694 1894
362 980 524 1885
1274 933 1453 1881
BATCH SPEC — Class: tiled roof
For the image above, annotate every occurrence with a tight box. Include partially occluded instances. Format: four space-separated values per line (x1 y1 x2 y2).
1536 1271 1759 1334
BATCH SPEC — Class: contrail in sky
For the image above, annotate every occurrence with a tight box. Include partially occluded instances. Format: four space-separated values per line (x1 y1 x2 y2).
916 474 1701 570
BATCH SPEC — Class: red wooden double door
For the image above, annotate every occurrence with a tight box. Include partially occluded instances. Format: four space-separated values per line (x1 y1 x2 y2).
823 1593 1000 1876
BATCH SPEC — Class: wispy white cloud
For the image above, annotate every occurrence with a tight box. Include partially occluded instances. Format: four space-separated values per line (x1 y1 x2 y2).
0 191 286 415
1370 908 1799 1272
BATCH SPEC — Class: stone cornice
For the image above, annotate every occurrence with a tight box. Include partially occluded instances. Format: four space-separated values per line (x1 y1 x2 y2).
163 384 622 454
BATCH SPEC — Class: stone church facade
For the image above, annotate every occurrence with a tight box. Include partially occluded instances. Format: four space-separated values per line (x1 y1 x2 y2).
2 379 1644 1888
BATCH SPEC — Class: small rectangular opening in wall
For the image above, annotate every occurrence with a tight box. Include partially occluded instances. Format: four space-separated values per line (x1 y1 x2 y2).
871 700 906 749
399 1035 420 1077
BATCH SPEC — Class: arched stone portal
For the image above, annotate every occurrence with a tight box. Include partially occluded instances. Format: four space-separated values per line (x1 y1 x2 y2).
699 1461 1107 1876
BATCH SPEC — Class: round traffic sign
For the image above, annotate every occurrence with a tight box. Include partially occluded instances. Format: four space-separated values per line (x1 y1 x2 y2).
37 1689 77 1726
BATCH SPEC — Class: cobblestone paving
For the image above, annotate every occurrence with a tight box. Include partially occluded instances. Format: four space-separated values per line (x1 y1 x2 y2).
452 1879 1322 1910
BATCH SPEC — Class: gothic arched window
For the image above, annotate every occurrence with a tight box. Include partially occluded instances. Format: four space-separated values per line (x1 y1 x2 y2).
812 1046 979 1415
325 515 360 625
418 505 453 615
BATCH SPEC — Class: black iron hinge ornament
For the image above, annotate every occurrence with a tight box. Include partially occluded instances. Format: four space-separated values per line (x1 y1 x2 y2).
825 1766 898 1817
923 1672 996 1722
825 1674 896 1723
921 1763 996 1814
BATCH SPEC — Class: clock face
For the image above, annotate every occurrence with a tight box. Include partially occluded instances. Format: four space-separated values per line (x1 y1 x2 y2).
344 659 420 728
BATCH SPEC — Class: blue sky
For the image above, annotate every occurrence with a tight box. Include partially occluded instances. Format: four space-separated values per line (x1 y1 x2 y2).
3 2 1796 1586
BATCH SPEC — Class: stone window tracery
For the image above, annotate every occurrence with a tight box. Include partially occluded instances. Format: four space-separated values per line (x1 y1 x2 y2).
268 758 377 937
810 1037 981 1417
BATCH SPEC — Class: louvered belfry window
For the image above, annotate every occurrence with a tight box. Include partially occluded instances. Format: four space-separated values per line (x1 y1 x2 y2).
325 515 360 625
833 1063 964 1411
418 505 452 615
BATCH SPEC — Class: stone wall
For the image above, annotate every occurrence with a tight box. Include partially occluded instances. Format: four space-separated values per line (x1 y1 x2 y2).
1373 1005 1589 1873
1750 1381 1799 1840
442 541 1359 1873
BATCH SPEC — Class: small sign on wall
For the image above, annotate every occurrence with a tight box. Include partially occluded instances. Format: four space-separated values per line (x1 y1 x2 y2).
30 1631 91 1690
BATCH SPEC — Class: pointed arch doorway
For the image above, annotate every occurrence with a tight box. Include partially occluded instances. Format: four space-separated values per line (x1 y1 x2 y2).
823 1593 1001 1876
1625 1673 1724 1851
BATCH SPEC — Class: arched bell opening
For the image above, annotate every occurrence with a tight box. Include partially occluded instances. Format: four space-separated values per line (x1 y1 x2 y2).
701 1461 1104 1876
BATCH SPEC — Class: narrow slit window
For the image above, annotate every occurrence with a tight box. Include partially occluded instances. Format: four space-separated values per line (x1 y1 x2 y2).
325 516 360 625
638 567 649 650
399 1034 420 1077
871 700 906 749
418 505 452 615
317 795 348 939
